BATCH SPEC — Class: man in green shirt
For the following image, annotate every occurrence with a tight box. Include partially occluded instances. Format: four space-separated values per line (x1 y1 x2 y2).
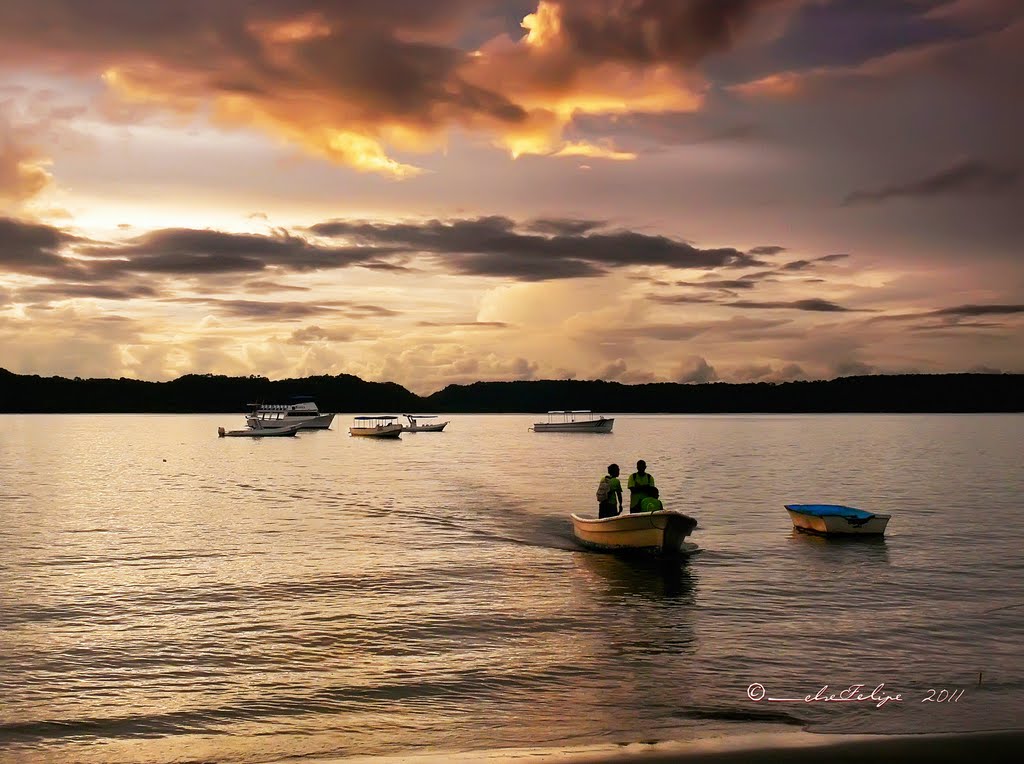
597 463 623 518
627 459 655 513
639 486 663 513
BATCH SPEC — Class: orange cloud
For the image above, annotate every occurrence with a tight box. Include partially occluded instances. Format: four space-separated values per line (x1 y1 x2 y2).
0 0 784 176
0 108 52 205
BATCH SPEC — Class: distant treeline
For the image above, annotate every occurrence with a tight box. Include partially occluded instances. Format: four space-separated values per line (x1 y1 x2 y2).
0 368 1020 413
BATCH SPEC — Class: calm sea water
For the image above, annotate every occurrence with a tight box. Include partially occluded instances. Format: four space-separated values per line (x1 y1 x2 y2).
1 413 1022 764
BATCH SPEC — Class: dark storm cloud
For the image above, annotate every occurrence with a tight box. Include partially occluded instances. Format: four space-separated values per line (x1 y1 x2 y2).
309 215 761 280
551 0 784 66
779 259 812 271
842 159 1021 205
3 215 776 289
242 280 312 293
0 216 85 278
78 228 395 276
679 279 759 290
931 304 1024 318
727 298 861 312
17 283 159 301
525 218 605 235
416 320 509 328
747 245 787 255
171 298 401 321
871 304 1024 324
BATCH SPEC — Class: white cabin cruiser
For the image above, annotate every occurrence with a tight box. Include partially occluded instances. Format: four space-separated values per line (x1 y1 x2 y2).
402 414 449 432
531 410 614 433
246 395 335 430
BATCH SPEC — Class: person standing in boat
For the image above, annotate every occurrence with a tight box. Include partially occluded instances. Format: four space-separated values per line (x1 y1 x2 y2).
597 464 623 518
627 459 655 513
639 486 663 513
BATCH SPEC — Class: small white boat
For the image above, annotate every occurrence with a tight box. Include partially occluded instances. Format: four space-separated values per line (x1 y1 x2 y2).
570 510 698 555
246 396 335 430
349 415 403 438
531 410 614 433
402 414 449 432
786 504 891 536
218 421 302 438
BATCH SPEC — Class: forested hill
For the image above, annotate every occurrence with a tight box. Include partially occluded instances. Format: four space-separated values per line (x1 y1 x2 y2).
423 374 1022 413
0 369 1019 413
0 370 419 413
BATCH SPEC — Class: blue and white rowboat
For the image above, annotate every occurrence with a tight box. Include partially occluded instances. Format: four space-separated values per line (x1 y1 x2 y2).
786 504 891 536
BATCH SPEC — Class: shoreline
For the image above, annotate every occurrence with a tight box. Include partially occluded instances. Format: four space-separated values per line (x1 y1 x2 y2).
278 728 1024 764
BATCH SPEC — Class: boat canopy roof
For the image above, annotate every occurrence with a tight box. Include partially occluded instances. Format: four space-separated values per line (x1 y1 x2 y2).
353 415 397 420
547 409 593 414
785 504 875 519
404 414 438 418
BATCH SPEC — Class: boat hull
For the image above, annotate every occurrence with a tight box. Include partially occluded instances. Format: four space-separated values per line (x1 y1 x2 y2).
247 413 336 430
219 424 300 437
403 422 448 432
533 418 614 433
349 424 403 438
570 510 698 555
786 508 891 536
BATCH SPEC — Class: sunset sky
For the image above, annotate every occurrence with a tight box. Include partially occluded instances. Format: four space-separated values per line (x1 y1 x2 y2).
1 0 1021 394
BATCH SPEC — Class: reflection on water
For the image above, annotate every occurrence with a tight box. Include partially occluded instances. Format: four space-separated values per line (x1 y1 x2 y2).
575 550 698 601
787 529 891 566
0 413 1022 763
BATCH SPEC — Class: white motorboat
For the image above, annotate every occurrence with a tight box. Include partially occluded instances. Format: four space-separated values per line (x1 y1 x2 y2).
218 421 302 438
785 504 891 536
531 410 614 433
570 510 698 555
246 395 335 430
402 414 449 432
349 415 403 438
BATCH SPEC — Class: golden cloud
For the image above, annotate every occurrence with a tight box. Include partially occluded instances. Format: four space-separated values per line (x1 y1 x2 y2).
0 0 782 177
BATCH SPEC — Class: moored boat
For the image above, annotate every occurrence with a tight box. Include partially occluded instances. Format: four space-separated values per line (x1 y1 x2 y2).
531 410 614 433
570 510 698 555
218 421 302 437
402 414 449 432
246 395 335 430
349 415 403 438
785 504 891 536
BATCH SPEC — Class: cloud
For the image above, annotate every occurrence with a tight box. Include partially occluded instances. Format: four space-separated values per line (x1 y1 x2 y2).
747 245 787 256
931 303 1024 317
0 216 84 278
0 0 794 176
0 108 52 205
843 158 1020 205
287 325 358 344
677 355 719 384
834 359 876 376
309 215 762 280
171 298 401 321
78 227 393 276
732 361 806 382
727 298 862 312
863 303 1024 335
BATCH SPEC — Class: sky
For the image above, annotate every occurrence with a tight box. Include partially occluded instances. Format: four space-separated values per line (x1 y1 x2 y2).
0 0 1021 394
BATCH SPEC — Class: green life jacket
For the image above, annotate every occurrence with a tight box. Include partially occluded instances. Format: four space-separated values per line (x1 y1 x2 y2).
640 497 663 513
